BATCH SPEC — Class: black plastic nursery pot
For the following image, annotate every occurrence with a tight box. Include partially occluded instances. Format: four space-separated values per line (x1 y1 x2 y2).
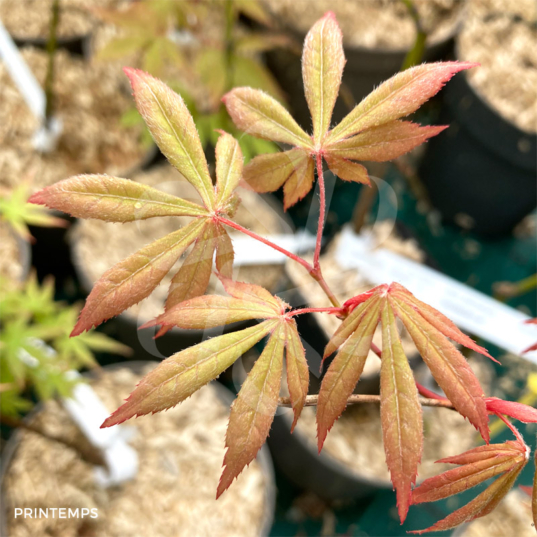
268 410 392 502
0 361 277 537
266 32 456 132
419 72 537 237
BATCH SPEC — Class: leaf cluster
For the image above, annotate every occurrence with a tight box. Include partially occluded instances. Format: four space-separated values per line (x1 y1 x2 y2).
28 10 537 531
0 274 130 417
0 184 66 241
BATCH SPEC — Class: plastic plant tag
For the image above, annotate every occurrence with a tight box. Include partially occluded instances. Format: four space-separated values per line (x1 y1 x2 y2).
231 231 317 266
62 372 138 488
0 21 62 151
335 225 537 360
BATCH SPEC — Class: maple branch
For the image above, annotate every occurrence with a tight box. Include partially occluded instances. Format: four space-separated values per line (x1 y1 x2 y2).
217 215 342 308
289 306 343 317
278 394 455 409
217 216 314 273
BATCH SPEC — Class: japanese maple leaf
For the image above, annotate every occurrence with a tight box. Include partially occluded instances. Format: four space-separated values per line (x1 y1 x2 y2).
223 11 475 209
29 69 245 336
410 423 530 534
317 282 493 523
102 276 310 498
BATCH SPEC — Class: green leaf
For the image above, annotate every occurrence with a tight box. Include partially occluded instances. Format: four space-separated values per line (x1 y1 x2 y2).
29 175 209 222
215 132 243 208
125 68 216 209
223 87 313 149
71 218 206 335
95 35 150 62
231 55 285 103
218 323 285 497
285 321 309 431
102 320 277 427
302 11 345 144
327 62 477 143
380 299 422 523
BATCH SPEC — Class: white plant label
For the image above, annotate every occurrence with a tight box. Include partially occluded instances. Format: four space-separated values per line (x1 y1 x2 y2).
0 21 62 150
231 230 317 266
63 373 138 488
336 225 537 362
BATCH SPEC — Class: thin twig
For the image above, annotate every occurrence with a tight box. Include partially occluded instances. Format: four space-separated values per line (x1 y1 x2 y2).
278 394 455 409
217 216 315 274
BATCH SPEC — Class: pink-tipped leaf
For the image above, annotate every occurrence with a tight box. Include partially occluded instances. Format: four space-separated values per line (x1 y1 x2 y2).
125 68 215 210
165 222 217 310
380 299 422 523
324 155 370 185
217 323 286 497
142 295 280 331
390 282 495 360
214 224 234 278
102 320 277 428
317 298 381 451
71 218 205 336
410 463 525 534
28 175 209 221
394 298 490 442
302 11 345 144
219 275 285 314
324 121 447 162
242 149 310 193
327 62 477 143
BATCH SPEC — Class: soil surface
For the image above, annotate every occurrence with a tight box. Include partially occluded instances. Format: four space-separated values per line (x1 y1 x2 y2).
0 47 148 191
0 0 125 40
294 356 496 482
3 364 268 537
0 222 25 281
263 0 463 49
459 0 537 133
72 164 292 324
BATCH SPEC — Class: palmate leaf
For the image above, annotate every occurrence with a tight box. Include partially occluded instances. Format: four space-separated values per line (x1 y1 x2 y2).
103 279 309 498
317 282 492 522
29 69 252 336
410 438 529 534
224 11 475 209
